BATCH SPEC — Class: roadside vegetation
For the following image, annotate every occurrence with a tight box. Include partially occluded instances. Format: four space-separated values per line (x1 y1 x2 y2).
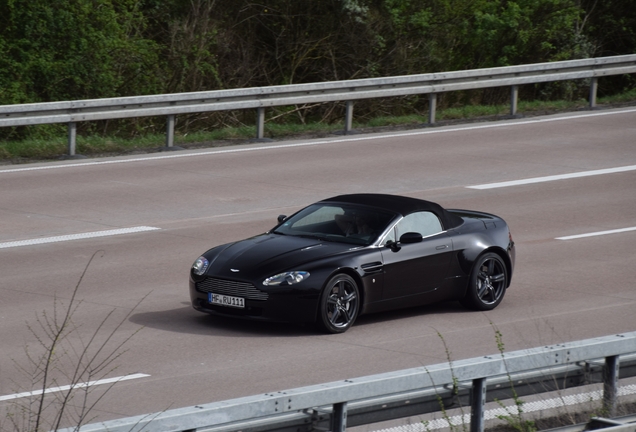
1 0 635 163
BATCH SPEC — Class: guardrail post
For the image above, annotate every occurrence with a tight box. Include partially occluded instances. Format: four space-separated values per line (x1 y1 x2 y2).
63 122 85 159
163 114 183 151
332 402 347 432
251 107 272 142
166 115 175 148
470 378 486 432
429 93 437 125
345 101 354 134
589 77 598 108
510 85 519 116
68 122 77 156
257 107 265 139
603 355 619 417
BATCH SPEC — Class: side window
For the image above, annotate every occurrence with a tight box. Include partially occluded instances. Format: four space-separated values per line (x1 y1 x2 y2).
395 211 443 239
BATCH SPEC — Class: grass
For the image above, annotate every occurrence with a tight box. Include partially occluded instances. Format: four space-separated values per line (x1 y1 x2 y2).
1 89 634 164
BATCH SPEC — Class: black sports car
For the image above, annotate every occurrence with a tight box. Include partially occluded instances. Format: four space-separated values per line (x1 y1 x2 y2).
190 194 515 333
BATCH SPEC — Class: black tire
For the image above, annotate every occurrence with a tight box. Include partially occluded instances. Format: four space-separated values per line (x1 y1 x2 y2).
461 252 507 311
318 274 360 334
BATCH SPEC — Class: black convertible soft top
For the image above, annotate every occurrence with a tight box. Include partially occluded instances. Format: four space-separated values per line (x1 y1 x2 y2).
322 193 464 230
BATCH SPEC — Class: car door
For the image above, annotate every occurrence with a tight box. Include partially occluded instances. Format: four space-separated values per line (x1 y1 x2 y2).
381 211 453 300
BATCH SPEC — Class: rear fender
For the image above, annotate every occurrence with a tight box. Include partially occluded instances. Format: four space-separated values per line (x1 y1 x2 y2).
454 247 512 299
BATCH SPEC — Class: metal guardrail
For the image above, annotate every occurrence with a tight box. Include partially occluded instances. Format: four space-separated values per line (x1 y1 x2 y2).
57 332 636 432
2 55 636 157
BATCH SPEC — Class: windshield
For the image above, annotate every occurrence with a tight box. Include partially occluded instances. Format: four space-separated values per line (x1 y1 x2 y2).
274 203 397 246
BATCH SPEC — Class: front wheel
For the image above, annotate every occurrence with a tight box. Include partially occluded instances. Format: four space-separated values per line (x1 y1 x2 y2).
461 252 508 311
318 274 360 334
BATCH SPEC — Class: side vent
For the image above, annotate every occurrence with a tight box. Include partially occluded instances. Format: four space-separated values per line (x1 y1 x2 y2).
361 262 383 274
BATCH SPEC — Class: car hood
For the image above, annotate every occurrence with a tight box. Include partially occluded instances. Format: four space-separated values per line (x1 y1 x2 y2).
203 233 356 280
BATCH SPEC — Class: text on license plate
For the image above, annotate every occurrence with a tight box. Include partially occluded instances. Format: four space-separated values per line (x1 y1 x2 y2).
208 293 245 309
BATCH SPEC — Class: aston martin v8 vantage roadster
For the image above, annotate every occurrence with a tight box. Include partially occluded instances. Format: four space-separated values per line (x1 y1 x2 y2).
190 194 515 333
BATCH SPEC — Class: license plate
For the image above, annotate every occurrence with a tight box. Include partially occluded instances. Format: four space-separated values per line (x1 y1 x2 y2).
208 293 245 309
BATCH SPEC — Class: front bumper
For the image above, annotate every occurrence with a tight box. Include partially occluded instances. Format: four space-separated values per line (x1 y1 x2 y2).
189 277 321 324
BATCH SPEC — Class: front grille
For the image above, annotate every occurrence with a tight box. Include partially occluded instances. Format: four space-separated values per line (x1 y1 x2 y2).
196 277 269 301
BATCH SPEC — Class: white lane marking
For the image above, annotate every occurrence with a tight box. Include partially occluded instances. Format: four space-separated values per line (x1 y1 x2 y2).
556 226 636 240
0 373 150 402
375 384 636 431
1 108 635 175
467 165 636 190
0 226 161 249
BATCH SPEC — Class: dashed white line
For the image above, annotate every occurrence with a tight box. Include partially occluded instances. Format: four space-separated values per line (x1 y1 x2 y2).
467 165 636 190
0 226 161 249
556 226 636 240
0 373 150 402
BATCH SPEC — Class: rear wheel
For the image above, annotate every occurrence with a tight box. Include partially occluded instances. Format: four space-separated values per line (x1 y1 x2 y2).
461 252 507 311
318 274 360 334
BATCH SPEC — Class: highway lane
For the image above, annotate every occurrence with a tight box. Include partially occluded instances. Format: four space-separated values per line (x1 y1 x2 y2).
0 108 635 428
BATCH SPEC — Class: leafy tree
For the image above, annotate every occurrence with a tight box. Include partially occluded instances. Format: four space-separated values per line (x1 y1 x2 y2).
0 0 161 105
576 0 636 94
578 0 636 57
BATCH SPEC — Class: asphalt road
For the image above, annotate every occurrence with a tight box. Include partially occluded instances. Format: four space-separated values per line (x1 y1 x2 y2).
1 107 635 429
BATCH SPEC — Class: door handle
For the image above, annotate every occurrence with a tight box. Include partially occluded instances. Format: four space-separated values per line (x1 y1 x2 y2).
436 245 449 250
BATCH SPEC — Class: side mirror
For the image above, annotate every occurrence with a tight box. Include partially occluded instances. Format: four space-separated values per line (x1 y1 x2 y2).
399 232 423 244
277 215 288 224
385 232 422 252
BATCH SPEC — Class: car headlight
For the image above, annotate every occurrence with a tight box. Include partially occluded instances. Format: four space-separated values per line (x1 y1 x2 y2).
192 256 210 276
263 271 310 286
